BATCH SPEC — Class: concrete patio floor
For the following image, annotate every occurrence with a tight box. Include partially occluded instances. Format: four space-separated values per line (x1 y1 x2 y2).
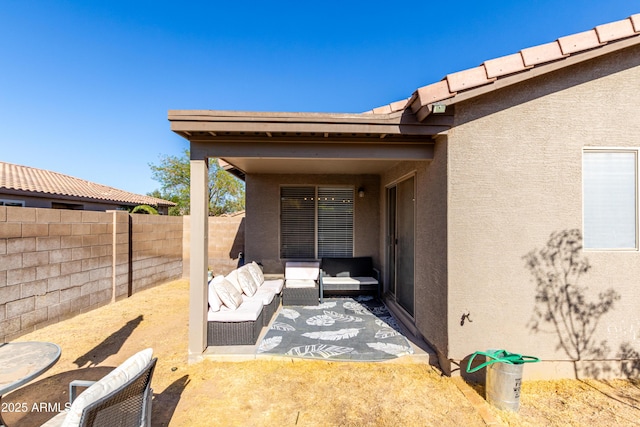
203 298 437 366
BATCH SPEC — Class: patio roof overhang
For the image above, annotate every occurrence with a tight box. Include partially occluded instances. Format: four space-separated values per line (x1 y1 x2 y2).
169 108 453 359
169 109 452 176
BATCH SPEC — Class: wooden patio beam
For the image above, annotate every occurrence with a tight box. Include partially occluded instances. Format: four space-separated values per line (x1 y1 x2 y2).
190 140 434 161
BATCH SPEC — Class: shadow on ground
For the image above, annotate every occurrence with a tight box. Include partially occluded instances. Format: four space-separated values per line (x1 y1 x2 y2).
151 375 190 427
73 315 144 368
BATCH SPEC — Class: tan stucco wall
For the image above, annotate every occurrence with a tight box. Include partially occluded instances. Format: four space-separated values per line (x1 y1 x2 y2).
381 140 449 366
446 44 640 378
245 174 380 274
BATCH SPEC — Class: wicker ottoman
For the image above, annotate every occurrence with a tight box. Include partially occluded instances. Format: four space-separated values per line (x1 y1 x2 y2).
283 261 320 306
282 285 319 306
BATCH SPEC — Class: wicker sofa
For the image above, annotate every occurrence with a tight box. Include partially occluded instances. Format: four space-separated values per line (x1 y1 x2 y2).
207 262 284 346
319 257 380 298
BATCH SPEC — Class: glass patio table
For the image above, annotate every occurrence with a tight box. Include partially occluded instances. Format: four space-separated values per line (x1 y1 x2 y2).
0 342 61 427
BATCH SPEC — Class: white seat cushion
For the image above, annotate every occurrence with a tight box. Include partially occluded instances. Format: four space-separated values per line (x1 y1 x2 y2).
243 288 276 305
207 299 263 322
61 348 153 427
321 276 379 286
285 279 317 289
262 278 284 294
40 411 67 427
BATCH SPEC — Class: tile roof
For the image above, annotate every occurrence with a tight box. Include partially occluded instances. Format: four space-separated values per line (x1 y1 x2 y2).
366 14 640 119
0 161 175 207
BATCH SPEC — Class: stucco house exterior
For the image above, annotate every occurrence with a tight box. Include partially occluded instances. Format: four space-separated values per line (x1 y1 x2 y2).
170 14 640 379
0 161 175 214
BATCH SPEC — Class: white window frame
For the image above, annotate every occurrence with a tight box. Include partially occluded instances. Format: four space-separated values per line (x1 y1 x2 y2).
583 148 639 251
280 185 354 259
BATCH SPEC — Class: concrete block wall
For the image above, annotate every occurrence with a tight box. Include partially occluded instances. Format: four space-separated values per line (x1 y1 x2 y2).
0 207 183 342
131 214 183 291
113 210 131 299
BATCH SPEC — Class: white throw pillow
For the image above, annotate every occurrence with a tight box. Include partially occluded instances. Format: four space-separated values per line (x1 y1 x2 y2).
213 277 243 309
225 269 243 294
62 348 153 427
237 268 258 297
248 262 264 285
208 278 222 312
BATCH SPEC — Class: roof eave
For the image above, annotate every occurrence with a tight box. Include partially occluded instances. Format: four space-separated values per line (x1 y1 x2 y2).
409 33 640 122
0 188 176 207
169 108 450 139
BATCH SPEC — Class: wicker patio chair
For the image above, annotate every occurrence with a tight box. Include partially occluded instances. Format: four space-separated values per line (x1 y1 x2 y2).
282 261 321 306
41 351 156 427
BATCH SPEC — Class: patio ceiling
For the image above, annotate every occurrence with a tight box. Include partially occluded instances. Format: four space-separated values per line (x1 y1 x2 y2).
169 109 452 176
219 158 402 175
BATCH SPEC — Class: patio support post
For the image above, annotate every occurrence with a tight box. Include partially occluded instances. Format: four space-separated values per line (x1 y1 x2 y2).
188 154 209 358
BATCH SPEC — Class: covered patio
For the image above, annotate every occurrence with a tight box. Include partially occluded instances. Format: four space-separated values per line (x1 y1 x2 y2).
168 108 452 359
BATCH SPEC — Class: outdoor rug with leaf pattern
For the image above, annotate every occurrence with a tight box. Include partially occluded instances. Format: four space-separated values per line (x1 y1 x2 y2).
257 296 414 361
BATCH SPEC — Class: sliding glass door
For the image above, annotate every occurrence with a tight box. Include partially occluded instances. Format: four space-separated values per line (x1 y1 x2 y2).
387 176 415 316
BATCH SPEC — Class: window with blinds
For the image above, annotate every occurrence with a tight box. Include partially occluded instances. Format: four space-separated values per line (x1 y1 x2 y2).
280 187 315 258
280 186 354 259
318 187 354 257
583 150 637 250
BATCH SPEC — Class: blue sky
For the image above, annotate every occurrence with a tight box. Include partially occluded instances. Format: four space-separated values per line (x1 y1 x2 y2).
1 1 638 196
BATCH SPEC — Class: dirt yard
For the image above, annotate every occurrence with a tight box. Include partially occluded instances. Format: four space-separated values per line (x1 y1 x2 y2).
3 279 640 426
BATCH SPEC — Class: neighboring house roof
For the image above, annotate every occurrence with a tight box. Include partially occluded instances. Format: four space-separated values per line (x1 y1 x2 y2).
0 161 175 207
368 14 640 121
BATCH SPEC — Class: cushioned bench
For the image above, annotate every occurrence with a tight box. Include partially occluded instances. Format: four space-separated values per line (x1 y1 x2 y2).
319 257 380 299
207 298 265 346
207 262 283 346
